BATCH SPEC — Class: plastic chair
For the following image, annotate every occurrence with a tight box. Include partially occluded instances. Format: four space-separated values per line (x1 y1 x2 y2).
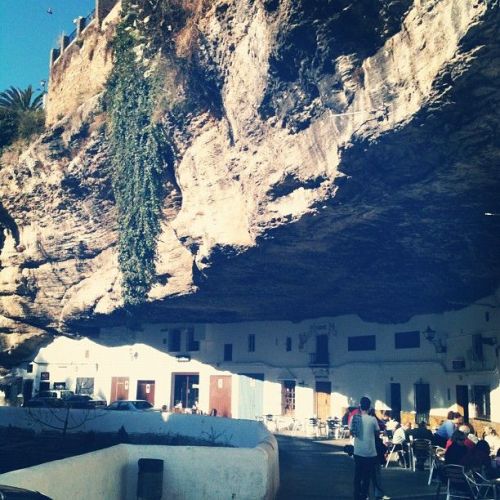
339 425 350 439
306 417 319 438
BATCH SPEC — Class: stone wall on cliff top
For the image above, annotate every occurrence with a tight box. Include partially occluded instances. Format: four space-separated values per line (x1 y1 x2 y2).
45 2 121 125
0 0 499 369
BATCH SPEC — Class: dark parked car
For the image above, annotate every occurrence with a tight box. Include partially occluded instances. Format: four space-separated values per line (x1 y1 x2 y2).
106 400 154 411
0 484 52 499
23 389 75 408
37 390 74 400
64 395 106 409
23 397 65 408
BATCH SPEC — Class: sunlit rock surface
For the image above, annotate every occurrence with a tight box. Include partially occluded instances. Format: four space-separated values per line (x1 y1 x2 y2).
0 0 499 369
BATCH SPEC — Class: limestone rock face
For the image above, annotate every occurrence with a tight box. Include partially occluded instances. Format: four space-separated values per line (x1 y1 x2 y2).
0 0 499 368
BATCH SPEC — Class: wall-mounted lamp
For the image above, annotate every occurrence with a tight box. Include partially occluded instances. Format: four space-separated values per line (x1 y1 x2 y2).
422 326 447 353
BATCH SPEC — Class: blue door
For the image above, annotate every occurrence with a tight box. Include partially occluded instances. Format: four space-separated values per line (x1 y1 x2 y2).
238 373 264 420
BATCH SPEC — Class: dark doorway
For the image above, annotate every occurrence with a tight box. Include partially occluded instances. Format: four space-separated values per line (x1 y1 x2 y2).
38 381 50 392
414 382 430 424
314 381 331 420
137 380 156 406
23 379 33 402
456 385 469 423
390 383 402 422
173 374 199 410
209 375 232 417
110 377 129 402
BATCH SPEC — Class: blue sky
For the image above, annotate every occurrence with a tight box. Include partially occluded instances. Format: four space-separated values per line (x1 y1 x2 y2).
0 0 94 93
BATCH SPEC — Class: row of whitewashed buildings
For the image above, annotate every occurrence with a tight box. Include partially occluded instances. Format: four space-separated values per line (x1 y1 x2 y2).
4 292 499 430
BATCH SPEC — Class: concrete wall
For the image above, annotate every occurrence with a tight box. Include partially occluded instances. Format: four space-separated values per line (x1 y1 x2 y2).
0 408 269 448
0 445 128 500
0 433 279 500
8 292 500 425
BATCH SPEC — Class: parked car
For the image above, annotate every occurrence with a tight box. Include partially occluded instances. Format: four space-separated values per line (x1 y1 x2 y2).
0 484 52 499
37 390 74 400
106 400 154 411
23 389 75 408
23 397 65 408
65 394 107 409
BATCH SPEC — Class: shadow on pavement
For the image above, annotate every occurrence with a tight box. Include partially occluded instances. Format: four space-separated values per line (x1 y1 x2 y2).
276 434 438 499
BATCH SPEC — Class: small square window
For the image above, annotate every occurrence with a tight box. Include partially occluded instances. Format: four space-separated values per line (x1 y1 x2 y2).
348 335 376 351
395 331 420 349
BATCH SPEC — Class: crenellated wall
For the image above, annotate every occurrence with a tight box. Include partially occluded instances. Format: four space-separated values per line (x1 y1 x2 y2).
45 0 121 125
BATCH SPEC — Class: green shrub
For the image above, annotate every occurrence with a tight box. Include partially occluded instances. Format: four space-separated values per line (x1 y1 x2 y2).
16 109 45 140
106 19 172 307
0 109 18 148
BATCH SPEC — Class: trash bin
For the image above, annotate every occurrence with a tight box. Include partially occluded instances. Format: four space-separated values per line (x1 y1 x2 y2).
0 484 52 499
137 458 164 500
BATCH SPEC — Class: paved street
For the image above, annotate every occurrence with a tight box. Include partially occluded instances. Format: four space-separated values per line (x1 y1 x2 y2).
276 434 437 499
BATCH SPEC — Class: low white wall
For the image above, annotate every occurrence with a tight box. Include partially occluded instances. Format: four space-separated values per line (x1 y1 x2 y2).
125 439 279 500
0 408 269 448
0 440 279 500
0 445 128 500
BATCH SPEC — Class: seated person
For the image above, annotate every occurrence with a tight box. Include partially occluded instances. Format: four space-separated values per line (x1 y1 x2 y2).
492 448 500 477
434 411 456 447
444 430 469 465
483 426 500 456
462 440 497 479
445 425 475 450
385 415 399 433
391 423 409 467
411 421 434 441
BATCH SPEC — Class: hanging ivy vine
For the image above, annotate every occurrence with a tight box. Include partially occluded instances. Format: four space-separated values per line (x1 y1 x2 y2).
105 12 168 308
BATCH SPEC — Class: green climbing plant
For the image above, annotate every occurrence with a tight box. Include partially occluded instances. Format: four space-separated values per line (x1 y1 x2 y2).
106 15 168 307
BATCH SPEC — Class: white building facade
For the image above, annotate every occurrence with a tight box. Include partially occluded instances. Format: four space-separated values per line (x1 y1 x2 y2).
12 293 500 429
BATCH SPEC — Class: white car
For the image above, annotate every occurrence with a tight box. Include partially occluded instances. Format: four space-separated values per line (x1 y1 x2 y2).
106 400 153 411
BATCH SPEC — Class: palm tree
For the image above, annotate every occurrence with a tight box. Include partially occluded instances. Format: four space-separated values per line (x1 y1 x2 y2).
0 85 43 111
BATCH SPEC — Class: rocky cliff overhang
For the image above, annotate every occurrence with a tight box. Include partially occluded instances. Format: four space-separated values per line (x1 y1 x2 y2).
0 0 499 367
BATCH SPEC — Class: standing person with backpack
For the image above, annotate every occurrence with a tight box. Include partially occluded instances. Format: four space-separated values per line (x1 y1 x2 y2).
350 396 380 500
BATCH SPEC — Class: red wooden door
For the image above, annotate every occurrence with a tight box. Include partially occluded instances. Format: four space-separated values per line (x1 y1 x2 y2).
314 381 331 420
137 380 155 405
110 377 129 402
209 375 232 417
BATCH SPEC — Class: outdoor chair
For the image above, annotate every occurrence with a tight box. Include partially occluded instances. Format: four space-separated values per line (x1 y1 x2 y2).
338 425 350 439
326 419 339 439
306 418 319 438
427 445 446 485
439 464 474 500
385 441 410 469
290 418 303 433
411 438 432 472
465 471 497 500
